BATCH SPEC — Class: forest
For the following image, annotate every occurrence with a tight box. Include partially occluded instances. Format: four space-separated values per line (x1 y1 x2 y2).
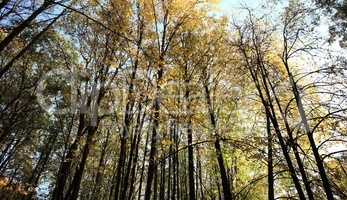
0 0 347 199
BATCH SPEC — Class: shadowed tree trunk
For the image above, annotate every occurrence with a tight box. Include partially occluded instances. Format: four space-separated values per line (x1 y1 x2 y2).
144 66 163 200
236 34 306 199
65 126 98 200
266 114 274 200
204 83 232 200
114 33 141 198
91 130 111 200
127 109 146 200
185 66 196 200
52 114 86 200
264 68 314 200
285 63 334 200
281 17 334 199
137 120 151 200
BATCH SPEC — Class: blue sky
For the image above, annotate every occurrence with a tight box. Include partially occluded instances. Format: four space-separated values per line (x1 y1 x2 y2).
218 0 264 12
215 0 278 19
213 0 291 25
219 0 258 8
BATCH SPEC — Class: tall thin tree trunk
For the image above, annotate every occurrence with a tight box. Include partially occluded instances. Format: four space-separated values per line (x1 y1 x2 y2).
119 130 136 200
168 143 172 200
113 100 135 200
171 122 177 200
261 84 306 200
65 126 98 200
137 121 151 200
175 122 180 200
159 151 166 200
266 114 274 200
52 114 85 200
153 165 158 200
114 51 139 199
264 69 314 200
29 129 58 186
197 148 204 200
286 67 334 200
204 84 232 200
185 73 196 200
127 108 146 200
121 103 145 199
144 67 163 200
91 130 111 200
238 46 306 199
113 136 127 200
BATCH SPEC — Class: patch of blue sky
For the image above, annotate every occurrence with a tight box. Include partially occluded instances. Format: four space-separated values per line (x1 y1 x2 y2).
214 0 288 21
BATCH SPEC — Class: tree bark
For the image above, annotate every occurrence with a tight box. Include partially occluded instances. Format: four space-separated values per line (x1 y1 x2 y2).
52 114 85 200
113 136 127 200
91 130 111 200
197 148 204 200
185 70 196 200
137 120 151 200
264 69 314 200
288 69 334 200
159 151 166 200
237 43 306 199
144 67 163 200
127 107 146 200
266 115 274 200
204 84 232 200
282 26 334 199
64 126 98 200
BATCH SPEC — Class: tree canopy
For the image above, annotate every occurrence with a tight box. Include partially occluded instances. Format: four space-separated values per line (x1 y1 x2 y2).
0 0 346 200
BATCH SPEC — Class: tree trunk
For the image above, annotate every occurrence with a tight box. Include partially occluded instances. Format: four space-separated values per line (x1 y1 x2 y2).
144 67 163 200
171 122 177 200
127 108 146 200
185 74 196 200
261 82 306 200
28 128 58 187
91 130 111 200
238 46 306 199
264 69 314 200
159 153 166 200
113 137 127 200
137 121 151 200
114 53 138 199
287 68 334 200
266 115 274 200
64 126 98 200
175 122 180 200
52 114 85 200
153 165 158 200
204 84 232 200
197 148 204 200
121 104 145 200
